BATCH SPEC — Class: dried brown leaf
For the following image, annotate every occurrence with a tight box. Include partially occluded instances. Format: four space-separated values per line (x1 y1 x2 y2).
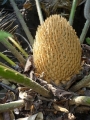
53 103 69 113
24 55 34 73
68 113 76 120
47 84 74 100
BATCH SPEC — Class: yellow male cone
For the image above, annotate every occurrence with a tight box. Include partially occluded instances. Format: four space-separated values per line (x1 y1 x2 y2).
33 15 81 85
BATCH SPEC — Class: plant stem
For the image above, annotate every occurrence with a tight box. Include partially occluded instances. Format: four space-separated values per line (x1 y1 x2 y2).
35 0 44 24
0 100 25 113
70 96 90 106
80 20 90 44
0 62 13 69
0 65 51 98
8 37 28 58
0 39 26 67
9 0 34 46
70 74 90 92
0 52 16 67
80 0 90 43
69 0 78 26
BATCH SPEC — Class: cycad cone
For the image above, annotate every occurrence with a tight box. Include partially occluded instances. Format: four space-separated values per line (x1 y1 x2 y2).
33 15 81 85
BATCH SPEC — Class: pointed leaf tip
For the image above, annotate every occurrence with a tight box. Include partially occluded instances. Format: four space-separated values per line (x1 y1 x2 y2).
0 31 13 41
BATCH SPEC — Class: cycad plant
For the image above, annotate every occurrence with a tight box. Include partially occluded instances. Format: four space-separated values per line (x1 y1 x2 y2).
0 0 90 118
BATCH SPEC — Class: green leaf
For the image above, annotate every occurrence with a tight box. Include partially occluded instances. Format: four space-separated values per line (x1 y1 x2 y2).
0 31 13 40
86 37 90 45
